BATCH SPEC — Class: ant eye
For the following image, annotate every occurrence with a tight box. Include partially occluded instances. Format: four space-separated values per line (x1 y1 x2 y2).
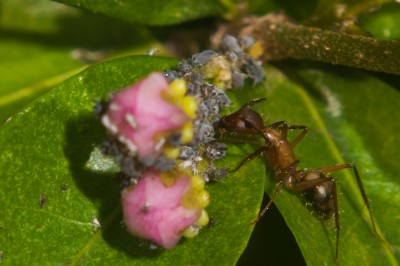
244 120 254 129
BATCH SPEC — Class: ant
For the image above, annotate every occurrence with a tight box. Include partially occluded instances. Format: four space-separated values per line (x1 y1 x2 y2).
217 98 386 265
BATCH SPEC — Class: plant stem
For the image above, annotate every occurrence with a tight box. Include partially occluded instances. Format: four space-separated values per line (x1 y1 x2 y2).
215 14 400 74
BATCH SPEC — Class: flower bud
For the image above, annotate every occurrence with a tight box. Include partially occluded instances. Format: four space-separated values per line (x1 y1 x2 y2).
100 72 195 158
121 169 209 249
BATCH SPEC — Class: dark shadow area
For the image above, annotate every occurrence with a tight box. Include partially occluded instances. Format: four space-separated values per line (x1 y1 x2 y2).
0 10 150 50
238 194 306 266
63 112 163 259
372 71 400 93
150 17 218 58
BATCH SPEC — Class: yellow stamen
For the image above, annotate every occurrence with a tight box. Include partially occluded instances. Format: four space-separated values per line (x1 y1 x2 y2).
191 175 205 190
248 41 264 59
181 122 193 144
182 225 199 238
197 210 210 227
163 78 187 103
164 146 180 159
181 96 198 118
197 190 210 208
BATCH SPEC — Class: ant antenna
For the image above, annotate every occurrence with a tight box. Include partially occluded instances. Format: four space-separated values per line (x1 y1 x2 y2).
242 98 266 109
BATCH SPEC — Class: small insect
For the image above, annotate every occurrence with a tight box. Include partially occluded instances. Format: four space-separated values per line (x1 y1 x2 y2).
207 217 215 228
218 98 384 264
39 195 47 209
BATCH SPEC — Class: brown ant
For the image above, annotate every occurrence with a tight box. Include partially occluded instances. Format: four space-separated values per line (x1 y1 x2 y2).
217 98 386 265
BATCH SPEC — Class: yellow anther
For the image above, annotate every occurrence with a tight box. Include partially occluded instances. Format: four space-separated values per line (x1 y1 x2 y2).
182 225 199 238
169 79 187 97
197 190 210 208
248 41 264 59
191 175 205 190
197 210 210 227
163 78 187 103
181 96 198 118
181 122 193 144
164 146 180 159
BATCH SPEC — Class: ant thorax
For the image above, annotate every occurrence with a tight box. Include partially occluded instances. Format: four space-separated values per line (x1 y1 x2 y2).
216 98 384 265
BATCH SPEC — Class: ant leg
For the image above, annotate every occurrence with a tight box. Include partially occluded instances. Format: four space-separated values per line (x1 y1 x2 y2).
241 98 266 109
268 122 308 147
287 125 308 148
269 121 287 128
332 180 340 265
214 137 263 146
251 160 299 224
229 146 267 173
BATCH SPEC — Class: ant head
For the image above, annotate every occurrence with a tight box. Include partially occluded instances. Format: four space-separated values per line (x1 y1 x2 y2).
218 107 264 134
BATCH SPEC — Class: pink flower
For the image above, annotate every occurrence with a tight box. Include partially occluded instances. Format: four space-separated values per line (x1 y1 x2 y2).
121 169 210 249
100 72 192 158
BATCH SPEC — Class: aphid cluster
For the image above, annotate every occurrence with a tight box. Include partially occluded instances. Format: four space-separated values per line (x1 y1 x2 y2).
217 98 383 264
164 35 264 181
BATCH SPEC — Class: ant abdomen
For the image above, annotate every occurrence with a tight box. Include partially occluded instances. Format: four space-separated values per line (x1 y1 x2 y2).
301 171 335 219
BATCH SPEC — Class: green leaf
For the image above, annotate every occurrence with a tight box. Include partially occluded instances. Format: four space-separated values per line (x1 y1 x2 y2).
359 2 400 40
53 0 227 26
226 64 400 265
0 0 162 125
0 55 264 265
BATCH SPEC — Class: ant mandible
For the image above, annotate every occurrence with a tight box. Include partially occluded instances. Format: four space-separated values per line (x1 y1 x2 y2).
217 98 384 264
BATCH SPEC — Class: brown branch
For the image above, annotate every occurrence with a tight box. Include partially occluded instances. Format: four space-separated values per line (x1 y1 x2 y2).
213 13 400 75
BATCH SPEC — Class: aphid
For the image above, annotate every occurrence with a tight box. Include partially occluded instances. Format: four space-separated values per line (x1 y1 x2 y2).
198 123 215 142
178 59 193 73
244 59 264 84
60 184 69 191
206 166 228 181
238 36 255 50
231 71 245 89
221 35 241 53
179 146 196 159
164 70 179 82
192 50 219 67
93 100 108 118
218 98 384 264
205 142 227 160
